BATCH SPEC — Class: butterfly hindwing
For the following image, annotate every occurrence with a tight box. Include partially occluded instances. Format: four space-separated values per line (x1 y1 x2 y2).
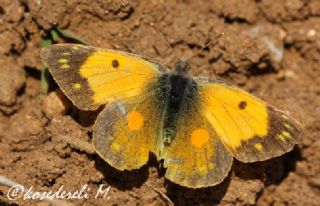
93 89 165 170
161 93 233 188
41 44 164 110
196 77 301 163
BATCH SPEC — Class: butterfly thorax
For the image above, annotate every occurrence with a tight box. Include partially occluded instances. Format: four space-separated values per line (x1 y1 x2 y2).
161 60 197 146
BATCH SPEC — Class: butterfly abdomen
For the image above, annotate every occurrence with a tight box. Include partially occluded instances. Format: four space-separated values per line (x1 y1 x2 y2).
160 71 198 146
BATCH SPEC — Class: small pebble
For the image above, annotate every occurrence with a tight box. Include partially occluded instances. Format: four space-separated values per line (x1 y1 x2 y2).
42 90 71 119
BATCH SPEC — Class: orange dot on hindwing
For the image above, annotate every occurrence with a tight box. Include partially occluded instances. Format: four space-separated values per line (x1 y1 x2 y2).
190 128 210 148
127 111 144 131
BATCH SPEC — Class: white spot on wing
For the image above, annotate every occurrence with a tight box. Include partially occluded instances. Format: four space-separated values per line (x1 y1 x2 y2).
116 102 126 115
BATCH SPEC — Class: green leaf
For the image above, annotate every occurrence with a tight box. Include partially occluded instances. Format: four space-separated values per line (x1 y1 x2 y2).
50 29 60 42
57 29 90 45
40 65 50 94
40 37 52 48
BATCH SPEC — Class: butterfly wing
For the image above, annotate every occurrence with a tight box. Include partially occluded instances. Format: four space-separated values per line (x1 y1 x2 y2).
93 89 166 170
41 44 165 110
161 94 233 188
196 77 301 163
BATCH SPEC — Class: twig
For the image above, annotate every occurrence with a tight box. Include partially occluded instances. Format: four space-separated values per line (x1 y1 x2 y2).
57 135 95 155
146 183 174 206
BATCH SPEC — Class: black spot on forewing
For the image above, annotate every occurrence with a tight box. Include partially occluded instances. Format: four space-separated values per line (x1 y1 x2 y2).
239 101 247 110
112 59 120 68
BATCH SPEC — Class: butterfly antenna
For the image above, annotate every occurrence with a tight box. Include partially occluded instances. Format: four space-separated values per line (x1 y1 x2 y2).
150 23 181 66
185 32 224 62
150 23 173 50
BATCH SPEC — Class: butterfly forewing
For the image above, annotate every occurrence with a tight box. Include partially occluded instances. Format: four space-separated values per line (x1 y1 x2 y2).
196 77 301 162
41 44 164 110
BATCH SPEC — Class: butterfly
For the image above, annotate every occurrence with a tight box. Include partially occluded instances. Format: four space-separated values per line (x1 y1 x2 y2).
41 44 301 188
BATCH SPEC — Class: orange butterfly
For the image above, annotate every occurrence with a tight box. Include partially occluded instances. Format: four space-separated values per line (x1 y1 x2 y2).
41 44 301 188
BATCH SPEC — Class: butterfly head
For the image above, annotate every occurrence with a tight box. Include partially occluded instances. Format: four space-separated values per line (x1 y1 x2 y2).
174 60 191 78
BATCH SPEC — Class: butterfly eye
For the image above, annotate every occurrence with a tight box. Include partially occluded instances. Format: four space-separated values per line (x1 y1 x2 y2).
191 81 197 89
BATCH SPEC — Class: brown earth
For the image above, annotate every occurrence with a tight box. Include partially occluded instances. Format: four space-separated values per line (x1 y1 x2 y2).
0 0 320 205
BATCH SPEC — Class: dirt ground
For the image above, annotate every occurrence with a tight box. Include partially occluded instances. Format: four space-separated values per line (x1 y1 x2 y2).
0 0 320 205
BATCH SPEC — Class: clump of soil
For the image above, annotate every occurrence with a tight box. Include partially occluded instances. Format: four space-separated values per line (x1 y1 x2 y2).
1 0 320 205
